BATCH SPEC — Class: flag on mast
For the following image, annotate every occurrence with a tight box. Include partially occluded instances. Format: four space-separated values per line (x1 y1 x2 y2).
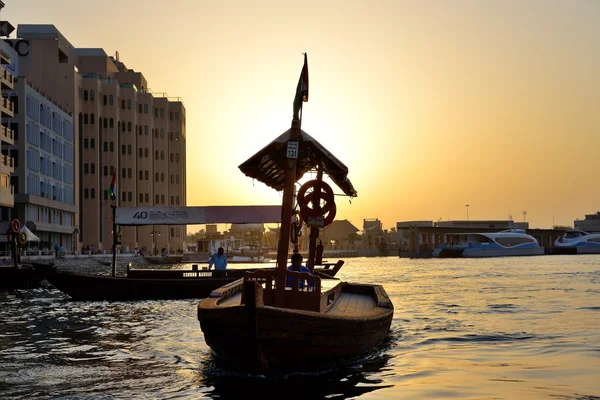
293 53 309 120
108 169 117 200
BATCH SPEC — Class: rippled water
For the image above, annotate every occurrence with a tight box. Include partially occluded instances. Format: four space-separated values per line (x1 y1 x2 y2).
1 256 599 399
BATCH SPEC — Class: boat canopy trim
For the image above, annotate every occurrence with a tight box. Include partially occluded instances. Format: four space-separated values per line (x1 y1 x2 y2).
238 128 358 197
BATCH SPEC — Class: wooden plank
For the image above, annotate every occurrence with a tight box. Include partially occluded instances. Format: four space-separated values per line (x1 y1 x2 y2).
343 293 360 315
327 292 352 315
354 294 369 314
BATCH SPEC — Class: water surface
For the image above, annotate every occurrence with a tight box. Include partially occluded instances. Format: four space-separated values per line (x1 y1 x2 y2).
1 255 599 399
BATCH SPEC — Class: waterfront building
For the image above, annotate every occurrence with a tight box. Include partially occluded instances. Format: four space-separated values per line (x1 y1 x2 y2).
0 14 17 251
9 77 76 250
5 25 186 253
574 212 600 232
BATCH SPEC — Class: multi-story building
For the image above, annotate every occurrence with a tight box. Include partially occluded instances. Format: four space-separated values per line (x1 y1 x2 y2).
5 25 186 253
574 212 600 232
0 17 17 251
8 77 76 249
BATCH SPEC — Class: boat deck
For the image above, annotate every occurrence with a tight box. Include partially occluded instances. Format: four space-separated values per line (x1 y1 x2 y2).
217 290 377 315
326 292 376 315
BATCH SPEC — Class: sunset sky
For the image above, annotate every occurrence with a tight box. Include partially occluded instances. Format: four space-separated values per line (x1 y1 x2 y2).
5 0 600 230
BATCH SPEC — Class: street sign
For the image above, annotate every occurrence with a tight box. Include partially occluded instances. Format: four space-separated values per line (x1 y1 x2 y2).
307 215 324 228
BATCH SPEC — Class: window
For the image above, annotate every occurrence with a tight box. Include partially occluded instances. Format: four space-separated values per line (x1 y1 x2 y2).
128 122 132 132
144 125 148 136
103 95 107 105
84 163 89 174
169 132 173 141
155 194 159 204
139 170 143 180
103 119 108 128
84 114 88 124
90 90 95 101
121 121 126 132
139 193 143 203
128 192 132 202
90 114 95 125
144 104 148 113
138 148 143 158
127 99 132 109
175 153 180 163
109 95 114 105
170 153 174 163
128 168 132 178
161 194 165 204
155 172 159 181
170 227 175 236
103 141 108 152
84 138 88 148
176 175 180 184
110 142 114 152
104 165 108 176
110 166 114 176
154 108 158 117
138 125 142 135
121 168 126 178
160 151 164 160
170 174 174 184
90 138 95 149
121 99 126 109
138 104 143 113
170 196 174 205
160 172 164 182
154 129 158 138
155 151 159 160
84 90 88 101
90 188 95 199
160 108 165 118
109 118 114 128
91 163 95 174
121 192 126 202
84 188 89 198
176 196 180 205
127 145 132 155
145 193 149 203
144 148 149 158
121 145 126 155
169 111 173 121
144 170 149 180
160 129 164 138
103 190 108 200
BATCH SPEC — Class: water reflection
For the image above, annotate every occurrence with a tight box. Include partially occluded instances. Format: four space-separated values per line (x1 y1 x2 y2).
196 348 395 399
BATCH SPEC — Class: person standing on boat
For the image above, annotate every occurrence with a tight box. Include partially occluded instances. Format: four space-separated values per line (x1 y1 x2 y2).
208 247 228 270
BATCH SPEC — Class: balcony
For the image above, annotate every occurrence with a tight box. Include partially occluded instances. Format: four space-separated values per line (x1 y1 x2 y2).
1 154 13 167
0 49 10 65
1 96 13 118
1 125 13 144
1 68 13 90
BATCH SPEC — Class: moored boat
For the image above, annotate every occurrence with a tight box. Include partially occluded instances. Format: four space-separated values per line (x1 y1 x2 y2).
552 230 600 254
143 255 184 264
432 229 544 258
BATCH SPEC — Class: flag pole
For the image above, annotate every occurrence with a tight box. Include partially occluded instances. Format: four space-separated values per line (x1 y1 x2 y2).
112 200 117 277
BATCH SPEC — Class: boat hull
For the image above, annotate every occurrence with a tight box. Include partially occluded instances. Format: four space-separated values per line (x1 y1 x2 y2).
434 245 544 258
197 282 393 374
551 246 600 255
45 271 237 301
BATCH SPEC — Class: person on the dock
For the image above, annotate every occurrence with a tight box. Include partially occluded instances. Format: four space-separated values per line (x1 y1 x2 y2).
286 252 312 289
208 247 228 270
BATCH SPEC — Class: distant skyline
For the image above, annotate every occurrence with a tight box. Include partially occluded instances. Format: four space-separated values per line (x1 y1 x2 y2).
5 0 600 229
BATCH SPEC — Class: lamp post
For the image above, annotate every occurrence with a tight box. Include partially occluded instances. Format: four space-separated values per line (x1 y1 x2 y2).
523 211 527 222
150 228 161 255
466 204 470 222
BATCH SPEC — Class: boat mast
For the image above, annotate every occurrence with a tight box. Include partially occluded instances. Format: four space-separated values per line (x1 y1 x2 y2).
274 118 300 306
306 165 323 272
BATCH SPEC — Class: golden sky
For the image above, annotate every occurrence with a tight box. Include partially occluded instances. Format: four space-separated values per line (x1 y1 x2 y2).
6 0 600 230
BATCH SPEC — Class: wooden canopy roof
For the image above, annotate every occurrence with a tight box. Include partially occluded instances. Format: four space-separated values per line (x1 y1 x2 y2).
238 128 358 197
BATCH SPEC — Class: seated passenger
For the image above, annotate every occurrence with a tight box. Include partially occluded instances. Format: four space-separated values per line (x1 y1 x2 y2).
286 253 312 289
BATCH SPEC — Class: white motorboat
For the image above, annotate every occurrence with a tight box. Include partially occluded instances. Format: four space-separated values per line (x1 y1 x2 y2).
552 230 600 254
432 229 544 258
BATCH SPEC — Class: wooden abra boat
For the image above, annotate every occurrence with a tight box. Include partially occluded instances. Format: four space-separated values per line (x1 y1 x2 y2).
43 262 344 301
143 255 184 265
197 54 393 374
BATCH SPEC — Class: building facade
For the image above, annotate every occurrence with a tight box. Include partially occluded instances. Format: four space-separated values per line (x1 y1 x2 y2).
0 32 17 250
8 77 76 250
5 24 186 253
574 212 600 232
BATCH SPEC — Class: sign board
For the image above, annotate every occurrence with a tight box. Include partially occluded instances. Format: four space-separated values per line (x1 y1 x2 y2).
287 141 299 159
116 205 282 226
306 215 325 228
